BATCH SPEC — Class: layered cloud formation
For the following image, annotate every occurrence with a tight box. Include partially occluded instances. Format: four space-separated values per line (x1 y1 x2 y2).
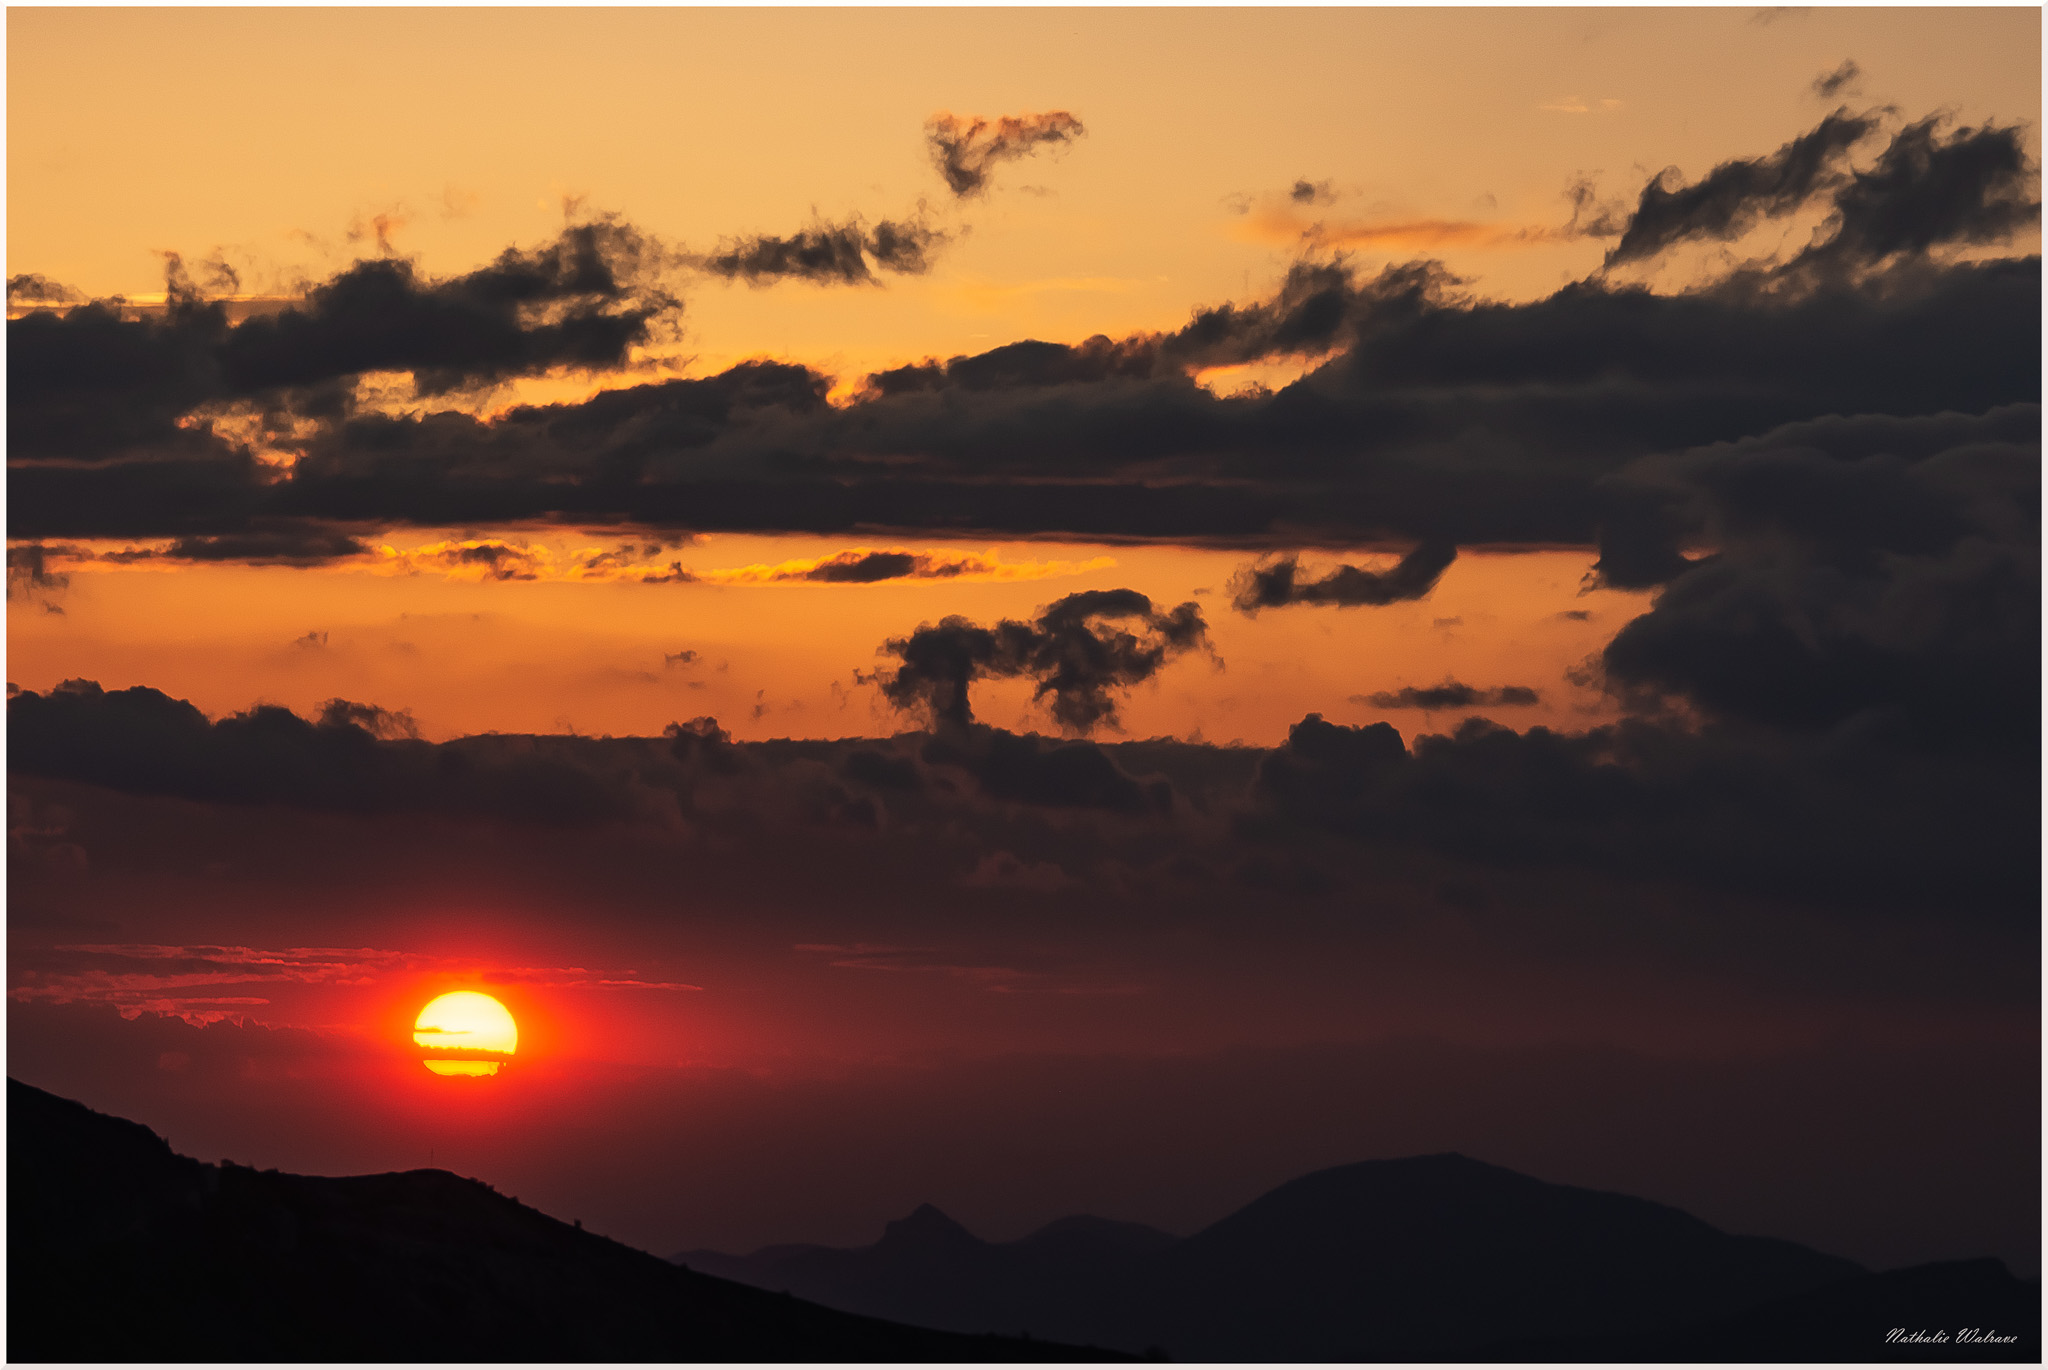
9 112 2034 572
10 99 2039 906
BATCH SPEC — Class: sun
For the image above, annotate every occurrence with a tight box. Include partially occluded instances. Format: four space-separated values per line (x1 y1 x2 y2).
414 991 519 1076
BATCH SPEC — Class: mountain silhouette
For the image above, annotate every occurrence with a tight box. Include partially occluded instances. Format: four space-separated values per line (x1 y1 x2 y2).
6 1079 1118 1362
681 1202 1177 1344
680 1152 1994 1360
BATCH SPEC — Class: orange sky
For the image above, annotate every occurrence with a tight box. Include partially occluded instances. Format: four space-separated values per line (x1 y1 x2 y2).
9 538 1648 744
10 8 2038 376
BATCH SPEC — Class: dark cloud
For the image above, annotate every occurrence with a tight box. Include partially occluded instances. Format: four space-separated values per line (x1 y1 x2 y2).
923 726 1170 814
315 698 420 740
162 249 242 300
7 680 642 826
926 112 1087 197
875 589 1210 734
1158 259 1362 370
6 104 2037 566
15 251 2035 550
1360 683 1542 710
1811 60 1861 100
5 679 1181 839
1290 179 1336 206
7 273 85 307
1594 406 2039 749
1605 110 1878 267
7 219 679 468
8 671 2035 922
7 544 72 600
804 551 920 583
1560 175 1630 239
160 523 371 566
219 217 676 396
705 215 946 285
665 715 743 775
1784 115 2040 276
1251 710 2036 916
1607 110 2040 283
842 748 923 793
848 257 1384 405
1230 542 1458 614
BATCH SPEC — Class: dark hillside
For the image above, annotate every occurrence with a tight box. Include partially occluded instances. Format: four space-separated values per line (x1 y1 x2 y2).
6 1079 1116 1363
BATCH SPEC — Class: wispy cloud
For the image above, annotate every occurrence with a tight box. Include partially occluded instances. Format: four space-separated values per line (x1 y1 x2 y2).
699 546 1115 586
9 944 699 1024
1233 207 1575 253
372 539 697 584
1537 96 1626 115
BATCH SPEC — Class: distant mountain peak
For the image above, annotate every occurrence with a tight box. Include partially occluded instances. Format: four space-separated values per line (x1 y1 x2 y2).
649 1146 2034 1363
879 1202 983 1251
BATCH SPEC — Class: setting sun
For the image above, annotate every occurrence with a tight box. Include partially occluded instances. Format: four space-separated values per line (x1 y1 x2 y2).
414 991 518 1077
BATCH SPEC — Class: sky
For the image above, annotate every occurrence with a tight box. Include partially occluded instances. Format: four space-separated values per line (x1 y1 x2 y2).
6 7 2041 1277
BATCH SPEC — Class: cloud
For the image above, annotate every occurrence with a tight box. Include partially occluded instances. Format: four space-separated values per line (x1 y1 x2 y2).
1812 60 1862 100
8 668 2034 922
1560 175 1631 240
7 273 85 307
1537 96 1624 115
7 943 698 1023
222 216 679 396
371 538 694 584
16 250 2033 553
1230 542 1458 614
1239 210 1558 254
7 679 649 827
922 726 1172 813
873 588 1210 734
1358 683 1542 710
164 525 373 565
1252 709 2035 916
7 543 72 600
1782 115 2040 276
1607 110 2040 282
1592 405 2039 748
1605 110 1879 267
704 213 947 285
926 111 1087 197
698 547 1114 585
1159 259 1368 369
8 217 681 467
6 99 2036 568
842 747 923 792
1289 179 1337 206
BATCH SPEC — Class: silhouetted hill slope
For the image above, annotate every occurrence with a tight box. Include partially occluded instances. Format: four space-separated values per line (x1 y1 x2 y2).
6 1080 1117 1363
682 1153 1872 1360
1474 1257 2040 1362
